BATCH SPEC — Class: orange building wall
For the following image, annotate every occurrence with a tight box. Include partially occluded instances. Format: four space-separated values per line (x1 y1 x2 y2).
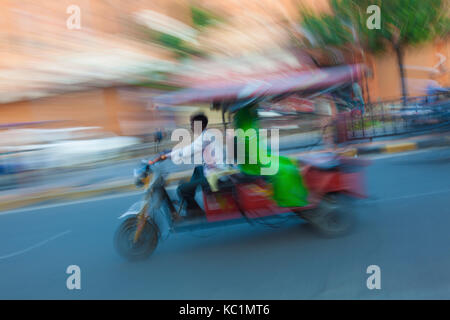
0 88 147 135
368 40 449 101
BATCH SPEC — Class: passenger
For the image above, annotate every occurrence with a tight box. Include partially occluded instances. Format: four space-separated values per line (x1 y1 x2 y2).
233 101 309 207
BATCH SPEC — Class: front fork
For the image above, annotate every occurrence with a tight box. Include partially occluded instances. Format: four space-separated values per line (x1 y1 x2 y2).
132 186 171 243
133 185 152 243
133 207 148 243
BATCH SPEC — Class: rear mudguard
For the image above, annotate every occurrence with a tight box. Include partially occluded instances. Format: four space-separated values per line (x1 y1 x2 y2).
302 165 367 199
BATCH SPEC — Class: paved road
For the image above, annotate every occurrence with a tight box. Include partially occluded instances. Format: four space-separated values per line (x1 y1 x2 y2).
1 147 450 299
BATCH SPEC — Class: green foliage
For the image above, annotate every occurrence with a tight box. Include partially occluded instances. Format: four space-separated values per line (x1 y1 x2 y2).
135 81 183 91
156 33 184 51
190 5 219 29
139 5 223 60
300 0 448 52
437 14 450 37
360 0 446 51
151 31 202 59
301 11 352 47
299 0 449 104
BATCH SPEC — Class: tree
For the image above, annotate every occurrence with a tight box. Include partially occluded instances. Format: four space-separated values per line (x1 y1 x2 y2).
300 0 450 106
136 5 223 60
190 5 222 29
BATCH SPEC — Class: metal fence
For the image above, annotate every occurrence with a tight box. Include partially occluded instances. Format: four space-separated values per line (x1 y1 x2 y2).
344 91 450 141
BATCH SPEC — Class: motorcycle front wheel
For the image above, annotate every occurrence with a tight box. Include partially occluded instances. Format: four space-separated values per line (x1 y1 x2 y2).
114 216 159 261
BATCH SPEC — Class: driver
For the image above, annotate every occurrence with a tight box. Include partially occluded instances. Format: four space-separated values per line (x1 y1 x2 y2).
164 113 214 218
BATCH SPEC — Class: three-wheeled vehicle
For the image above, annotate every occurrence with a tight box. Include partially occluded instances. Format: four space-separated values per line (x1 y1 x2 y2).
114 64 369 261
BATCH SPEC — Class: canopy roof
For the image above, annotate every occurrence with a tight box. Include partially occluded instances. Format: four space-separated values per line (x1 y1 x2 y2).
154 64 366 106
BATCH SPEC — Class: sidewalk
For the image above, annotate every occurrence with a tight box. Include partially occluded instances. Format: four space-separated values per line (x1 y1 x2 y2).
1 131 450 212
339 131 450 156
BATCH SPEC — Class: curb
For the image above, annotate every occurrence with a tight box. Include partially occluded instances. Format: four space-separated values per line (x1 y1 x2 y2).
1 135 450 212
0 183 134 212
344 135 450 157
0 171 191 212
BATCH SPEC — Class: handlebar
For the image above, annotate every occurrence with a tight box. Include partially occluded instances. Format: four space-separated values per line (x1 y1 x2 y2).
147 153 168 165
134 152 169 188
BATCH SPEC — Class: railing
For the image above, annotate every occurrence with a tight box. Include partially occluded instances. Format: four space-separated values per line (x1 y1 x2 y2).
343 91 450 142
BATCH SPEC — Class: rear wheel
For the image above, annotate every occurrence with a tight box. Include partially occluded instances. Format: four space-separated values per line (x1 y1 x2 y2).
114 216 159 261
299 194 356 237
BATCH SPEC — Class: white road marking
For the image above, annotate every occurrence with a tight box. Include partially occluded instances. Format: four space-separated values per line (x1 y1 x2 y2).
0 230 71 260
364 188 450 204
